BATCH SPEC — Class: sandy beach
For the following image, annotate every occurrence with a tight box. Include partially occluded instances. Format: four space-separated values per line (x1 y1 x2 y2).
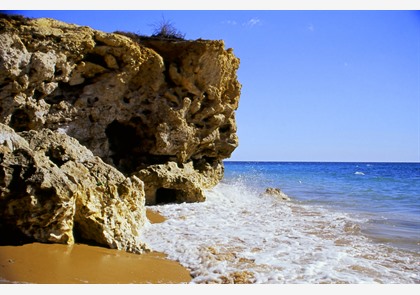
0 210 192 284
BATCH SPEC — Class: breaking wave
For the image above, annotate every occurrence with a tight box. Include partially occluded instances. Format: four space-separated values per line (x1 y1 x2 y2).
140 180 420 284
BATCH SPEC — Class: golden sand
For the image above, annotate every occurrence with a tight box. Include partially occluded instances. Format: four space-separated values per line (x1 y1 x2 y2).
0 210 192 284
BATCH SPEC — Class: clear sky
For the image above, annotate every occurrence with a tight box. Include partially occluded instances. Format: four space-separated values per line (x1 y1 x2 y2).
4 7 420 162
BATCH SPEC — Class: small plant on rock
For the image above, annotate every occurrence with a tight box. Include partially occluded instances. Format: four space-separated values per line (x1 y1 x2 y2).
151 17 185 40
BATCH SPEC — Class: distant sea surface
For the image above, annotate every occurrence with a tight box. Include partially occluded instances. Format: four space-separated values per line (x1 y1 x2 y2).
141 161 420 283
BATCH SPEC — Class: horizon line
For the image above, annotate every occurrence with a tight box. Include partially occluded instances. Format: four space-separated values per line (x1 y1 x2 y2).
223 160 420 164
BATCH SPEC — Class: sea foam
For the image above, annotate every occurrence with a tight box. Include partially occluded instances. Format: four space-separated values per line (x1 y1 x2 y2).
140 181 420 284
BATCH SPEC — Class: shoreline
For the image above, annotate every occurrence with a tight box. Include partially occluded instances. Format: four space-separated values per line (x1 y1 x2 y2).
0 209 192 284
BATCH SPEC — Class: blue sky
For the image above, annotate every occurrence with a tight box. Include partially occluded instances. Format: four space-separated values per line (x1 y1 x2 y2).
6 9 420 162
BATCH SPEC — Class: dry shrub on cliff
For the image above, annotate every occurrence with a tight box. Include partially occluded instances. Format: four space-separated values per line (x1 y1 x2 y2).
151 17 185 40
115 17 185 42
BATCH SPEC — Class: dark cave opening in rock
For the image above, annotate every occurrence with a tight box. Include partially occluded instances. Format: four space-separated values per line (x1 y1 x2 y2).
155 188 183 204
105 120 140 173
0 224 35 246
10 109 30 132
105 119 173 173
72 222 104 247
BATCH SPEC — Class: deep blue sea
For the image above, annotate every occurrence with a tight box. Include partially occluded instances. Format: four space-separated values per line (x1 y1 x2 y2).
223 161 420 252
142 161 420 283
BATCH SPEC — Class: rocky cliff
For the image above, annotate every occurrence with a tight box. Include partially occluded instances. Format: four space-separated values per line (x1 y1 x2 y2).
0 124 148 252
0 14 241 251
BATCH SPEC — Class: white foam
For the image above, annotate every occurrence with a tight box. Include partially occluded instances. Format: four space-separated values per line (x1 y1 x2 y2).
140 182 420 284
354 171 365 175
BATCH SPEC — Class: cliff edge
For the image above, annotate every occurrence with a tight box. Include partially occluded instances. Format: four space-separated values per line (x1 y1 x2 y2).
0 14 241 251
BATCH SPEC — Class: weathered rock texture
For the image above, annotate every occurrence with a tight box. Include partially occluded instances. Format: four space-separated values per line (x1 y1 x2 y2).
0 123 148 253
0 15 241 205
0 14 241 248
261 188 291 201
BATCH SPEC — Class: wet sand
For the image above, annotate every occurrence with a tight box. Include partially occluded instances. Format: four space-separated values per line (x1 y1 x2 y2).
0 210 192 284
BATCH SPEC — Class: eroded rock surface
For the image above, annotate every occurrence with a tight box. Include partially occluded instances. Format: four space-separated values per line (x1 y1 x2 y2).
0 15 241 204
0 13 241 248
0 123 148 253
261 187 291 201
136 160 223 205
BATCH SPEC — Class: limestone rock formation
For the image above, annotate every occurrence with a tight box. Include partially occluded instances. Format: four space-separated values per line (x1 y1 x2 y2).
136 160 223 204
0 14 241 205
261 188 291 201
0 123 148 253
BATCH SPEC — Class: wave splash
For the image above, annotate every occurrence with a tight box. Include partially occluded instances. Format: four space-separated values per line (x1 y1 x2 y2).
140 181 420 284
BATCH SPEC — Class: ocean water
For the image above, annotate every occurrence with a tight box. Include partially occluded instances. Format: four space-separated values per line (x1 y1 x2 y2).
140 161 420 284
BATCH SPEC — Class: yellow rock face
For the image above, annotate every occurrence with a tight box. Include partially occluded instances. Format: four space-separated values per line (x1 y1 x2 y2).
0 124 148 253
0 14 241 249
0 15 241 204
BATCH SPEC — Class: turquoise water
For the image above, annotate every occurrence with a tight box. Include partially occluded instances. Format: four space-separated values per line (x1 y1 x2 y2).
223 161 420 252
